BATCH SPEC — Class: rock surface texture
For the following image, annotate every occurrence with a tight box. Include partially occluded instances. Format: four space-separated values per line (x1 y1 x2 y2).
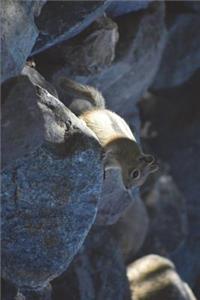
1 77 103 289
51 228 131 300
1 0 47 83
1 0 200 299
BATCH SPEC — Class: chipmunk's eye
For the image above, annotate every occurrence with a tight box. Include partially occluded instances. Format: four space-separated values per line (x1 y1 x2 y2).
130 169 140 179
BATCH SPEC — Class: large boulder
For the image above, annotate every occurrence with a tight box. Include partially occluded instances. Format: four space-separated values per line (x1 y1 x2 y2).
1 0 46 83
139 71 200 286
32 1 112 55
51 227 131 300
40 2 166 116
1 75 103 289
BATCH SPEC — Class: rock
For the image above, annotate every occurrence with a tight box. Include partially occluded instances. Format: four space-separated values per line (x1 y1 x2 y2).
21 65 58 98
1 76 44 169
106 0 152 17
50 2 166 116
51 227 131 300
1 80 103 289
62 15 119 76
127 255 197 300
139 71 200 286
110 196 149 259
19 285 52 300
32 1 112 55
1 0 46 83
152 13 200 89
95 169 139 225
140 173 188 256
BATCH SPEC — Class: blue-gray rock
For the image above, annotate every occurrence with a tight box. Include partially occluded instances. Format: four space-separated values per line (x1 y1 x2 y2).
152 13 200 89
1 76 44 169
140 173 188 256
1 80 103 289
110 196 149 259
96 169 140 225
139 71 200 287
0 0 46 83
52 2 166 116
51 227 131 300
31 1 112 55
106 0 152 17
21 65 58 98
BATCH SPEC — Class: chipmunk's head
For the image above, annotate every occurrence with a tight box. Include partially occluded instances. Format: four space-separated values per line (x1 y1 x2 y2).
104 138 159 190
121 152 159 190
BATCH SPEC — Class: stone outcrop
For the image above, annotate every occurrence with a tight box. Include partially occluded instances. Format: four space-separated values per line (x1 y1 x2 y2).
51 227 131 300
1 76 103 289
1 1 200 299
1 0 47 83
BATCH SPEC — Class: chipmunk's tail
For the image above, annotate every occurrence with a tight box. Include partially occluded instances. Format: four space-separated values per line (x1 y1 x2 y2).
57 77 105 109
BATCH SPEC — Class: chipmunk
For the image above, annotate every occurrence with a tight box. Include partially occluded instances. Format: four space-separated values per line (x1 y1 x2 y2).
58 77 159 190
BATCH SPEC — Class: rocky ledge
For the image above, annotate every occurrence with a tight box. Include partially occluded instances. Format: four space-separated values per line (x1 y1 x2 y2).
1 1 200 299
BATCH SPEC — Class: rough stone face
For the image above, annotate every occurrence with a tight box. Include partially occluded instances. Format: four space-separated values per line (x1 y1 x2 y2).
95 169 139 225
127 255 197 300
106 0 152 17
1 0 46 83
1 76 44 169
1 80 103 289
153 13 200 89
110 196 149 260
50 2 166 116
51 227 131 300
21 65 58 98
140 173 188 256
32 1 112 55
139 72 200 286
62 15 119 76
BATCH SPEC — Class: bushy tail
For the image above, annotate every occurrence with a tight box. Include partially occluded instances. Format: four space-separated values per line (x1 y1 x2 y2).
57 77 105 109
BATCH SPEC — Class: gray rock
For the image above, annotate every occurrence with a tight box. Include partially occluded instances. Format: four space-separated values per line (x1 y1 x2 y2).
61 15 119 76
19 284 52 300
52 2 166 116
21 65 58 98
1 81 103 289
51 227 131 300
106 0 152 17
153 13 200 89
127 255 197 300
140 173 188 255
32 1 112 55
1 0 46 83
1 76 44 169
96 169 138 225
139 72 200 286
110 196 149 259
